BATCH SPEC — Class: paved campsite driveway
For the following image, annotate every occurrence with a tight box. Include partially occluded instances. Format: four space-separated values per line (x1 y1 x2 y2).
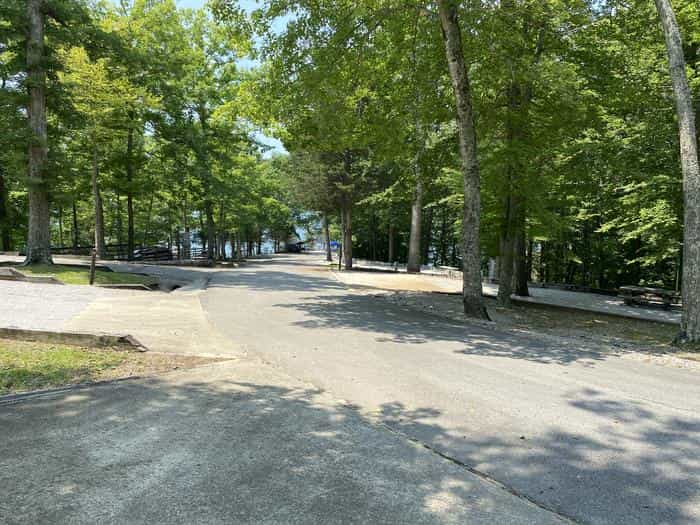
201 254 700 525
1 360 564 524
0 280 119 331
2 254 699 524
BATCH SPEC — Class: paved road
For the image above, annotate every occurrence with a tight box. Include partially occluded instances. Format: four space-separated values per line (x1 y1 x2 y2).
0 360 562 524
202 254 700 525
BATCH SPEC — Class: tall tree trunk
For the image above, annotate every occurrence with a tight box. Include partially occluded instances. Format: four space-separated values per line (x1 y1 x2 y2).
198 213 206 252
422 207 433 264
341 150 353 270
407 178 423 272
439 207 448 266
206 201 215 261
126 126 135 260
218 204 226 259
655 0 700 342
323 213 332 262
388 222 395 263
514 218 529 296
0 165 11 251
142 191 154 247
24 0 52 264
438 0 487 319
497 194 516 306
196 105 216 261
115 193 124 247
539 241 547 283
57 206 63 247
71 200 79 252
341 204 352 269
92 145 106 258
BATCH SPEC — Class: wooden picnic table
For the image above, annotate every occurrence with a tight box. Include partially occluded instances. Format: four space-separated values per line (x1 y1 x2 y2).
618 285 680 309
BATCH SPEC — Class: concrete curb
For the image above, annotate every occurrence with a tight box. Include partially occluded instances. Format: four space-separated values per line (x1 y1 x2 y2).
0 327 148 351
0 375 146 407
97 283 154 291
0 267 63 285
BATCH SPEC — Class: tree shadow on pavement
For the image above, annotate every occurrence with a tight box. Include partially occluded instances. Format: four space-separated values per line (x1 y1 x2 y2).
373 389 700 525
2 371 698 524
0 372 555 525
276 292 610 365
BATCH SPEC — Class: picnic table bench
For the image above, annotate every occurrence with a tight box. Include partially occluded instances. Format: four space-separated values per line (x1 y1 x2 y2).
619 285 680 309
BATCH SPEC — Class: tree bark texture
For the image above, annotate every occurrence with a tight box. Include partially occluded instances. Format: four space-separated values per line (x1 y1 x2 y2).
341 151 353 270
71 200 79 251
438 0 488 319
388 222 395 263
342 203 353 270
0 165 11 251
92 146 106 258
324 214 332 262
654 0 700 342
126 126 135 260
407 179 423 272
24 0 52 264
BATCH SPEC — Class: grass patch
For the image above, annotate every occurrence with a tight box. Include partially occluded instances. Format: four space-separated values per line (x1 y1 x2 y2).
19 264 156 286
0 339 126 394
0 338 225 395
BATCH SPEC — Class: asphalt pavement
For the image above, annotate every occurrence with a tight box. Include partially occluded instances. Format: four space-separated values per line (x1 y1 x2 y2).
2 253 699 524
201 254 700 525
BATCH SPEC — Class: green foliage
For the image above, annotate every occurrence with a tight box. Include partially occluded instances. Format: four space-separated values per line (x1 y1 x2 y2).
1 0 698 286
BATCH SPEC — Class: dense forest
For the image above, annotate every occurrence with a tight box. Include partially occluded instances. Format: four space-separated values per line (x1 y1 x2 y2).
1 1 699 338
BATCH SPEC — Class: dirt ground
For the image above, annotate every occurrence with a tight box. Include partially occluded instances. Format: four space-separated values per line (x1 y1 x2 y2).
379 291 700 367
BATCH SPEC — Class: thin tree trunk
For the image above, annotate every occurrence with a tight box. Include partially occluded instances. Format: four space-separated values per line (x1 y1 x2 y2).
423 207 433 264
92 145 106 258
438 207 448 266
388 222 395 263
342 204 352 269
126 126 135 260
142 191 154 247
497 195 516 306
24 0 52 264
221 205 228 259
324 213 332 262
199 213 206 252
58 206 63 247
438 0 487 319
116 193 124 247
655 0 700 342
407 178 423 273
71 200 79 252
341 150 353 270
514 219 529 296
0 165 11 251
